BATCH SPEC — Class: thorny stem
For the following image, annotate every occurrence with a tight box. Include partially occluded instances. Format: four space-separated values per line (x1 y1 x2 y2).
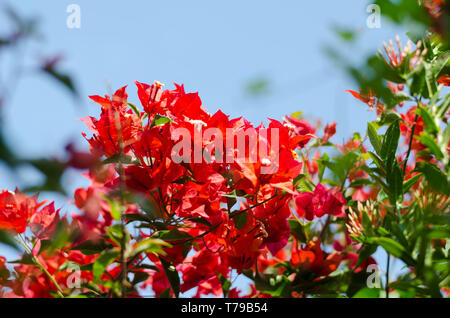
402 114 419 176
229 193 280 218
16 234 65 298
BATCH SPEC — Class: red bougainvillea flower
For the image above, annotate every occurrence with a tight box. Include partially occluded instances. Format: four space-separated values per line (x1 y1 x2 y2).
295 184 346 221
345 252 377 273
345 89 377 109
313 184 346 218
282 115 315 149
178 248 228 297
140 261 171 297
0 189 44 234
437 75 450 86
322 122 336 143
294 191 315 221
424 0 446 19
29 202 60 240
253 194 291 255
6 249 96 298
80 86 142 157
219 210 266 271
65 143 100 170
0 256 9 288
290 239 343 277
228 284 271 298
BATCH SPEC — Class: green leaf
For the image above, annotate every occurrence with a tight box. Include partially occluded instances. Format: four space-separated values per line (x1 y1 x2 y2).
9 253 34 265
369 237 415 266
24 158 66 194
288 219 308 243
380 121 400 161
159 257 180 298
378 110 403 126
226 191 237 212
334 26 357 42
414 162 449 195
132 271 149 285
42 66 77 96
155 229 193 242
219 273 232 297
0 130 18 167
0 230 19 250
424 62 438 98
353 244 377 270
367 122 382 155
93 249 119 281
102 153 138 165
71 239 114 255
415 106 438 134
131 238 168 258
38 221 74 254
127 102 141 117
106 224 128 247
437 93 450 118
349 178 373 188
232 212 248 230
104 197 121 221
385 161 403 205
352 287 380 298
417 133 444 160
152 114 173 127
124 213 152 223
410 64 426 97
368 151 386 172
245 78 270 96
431 55 450 78
402 173 422 194
391 92 412 105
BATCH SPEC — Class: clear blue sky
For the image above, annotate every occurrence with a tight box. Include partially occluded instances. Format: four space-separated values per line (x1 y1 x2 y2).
0 0 408 296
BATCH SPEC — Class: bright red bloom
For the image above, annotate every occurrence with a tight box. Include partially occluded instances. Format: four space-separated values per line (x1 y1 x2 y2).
290 239 343 277
437 75 450 86
295 184 346 221
65 143 100 170
294 191 315 221
346 89 377 108
282 115 315 149
178 248 228 296
346 252 377 273
0 190 43 234
81 86 142 157
312 184 346 218
323 122 336 143
29 202 60 240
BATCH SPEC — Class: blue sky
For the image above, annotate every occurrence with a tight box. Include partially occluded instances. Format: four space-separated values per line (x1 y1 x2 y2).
0 1 409 296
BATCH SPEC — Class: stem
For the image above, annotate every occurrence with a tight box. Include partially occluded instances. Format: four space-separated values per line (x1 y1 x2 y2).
17 235 65 298
229 193 280 218
115 110 128 298
33 256 65 298
385 253 390 298
319 215 331 241
402 114 419 175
